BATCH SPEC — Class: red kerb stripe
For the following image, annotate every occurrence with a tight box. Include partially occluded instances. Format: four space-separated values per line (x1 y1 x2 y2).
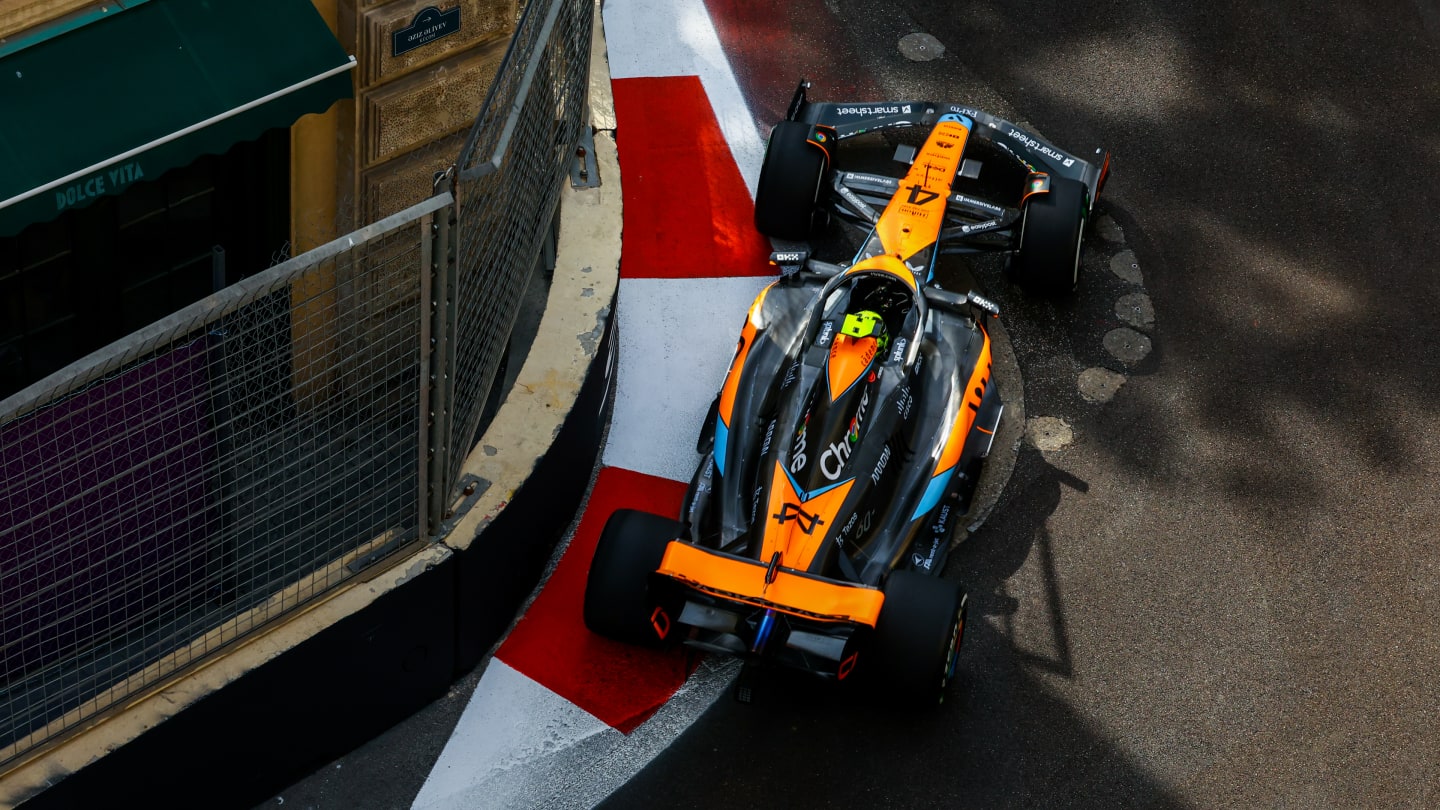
496 466 695 734
612 75 772 280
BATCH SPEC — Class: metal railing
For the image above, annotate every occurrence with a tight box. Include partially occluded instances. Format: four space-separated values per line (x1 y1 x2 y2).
0 0 593 770
446 0 594 494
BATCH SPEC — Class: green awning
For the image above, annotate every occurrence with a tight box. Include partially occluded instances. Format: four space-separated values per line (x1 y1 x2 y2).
0 0 355 237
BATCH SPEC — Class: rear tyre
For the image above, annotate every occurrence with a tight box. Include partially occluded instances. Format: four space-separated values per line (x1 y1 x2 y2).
869 570 968 707
583 509 683 646
754 121 829 240
1012 176 1087 297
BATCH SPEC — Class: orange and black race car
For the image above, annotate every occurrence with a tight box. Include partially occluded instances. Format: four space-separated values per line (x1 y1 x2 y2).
584 82 1109 705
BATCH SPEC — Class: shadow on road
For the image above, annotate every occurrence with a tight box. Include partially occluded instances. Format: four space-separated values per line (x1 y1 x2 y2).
602 446 1185 809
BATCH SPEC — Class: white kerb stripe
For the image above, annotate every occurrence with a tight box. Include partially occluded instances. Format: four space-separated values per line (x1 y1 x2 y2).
411 660 616 810
602 0 764 196
603 276 774 483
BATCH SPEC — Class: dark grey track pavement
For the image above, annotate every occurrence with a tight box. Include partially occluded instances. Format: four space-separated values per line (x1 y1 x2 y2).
605 1 1440 807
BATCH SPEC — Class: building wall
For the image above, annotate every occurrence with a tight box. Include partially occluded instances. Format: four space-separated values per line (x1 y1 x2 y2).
336 0 520 232
0 0 92 40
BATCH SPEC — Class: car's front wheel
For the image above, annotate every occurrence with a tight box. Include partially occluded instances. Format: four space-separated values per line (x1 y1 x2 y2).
868 570 968 707
1012 176 1087 296
583 509 683 646
754 121 829 240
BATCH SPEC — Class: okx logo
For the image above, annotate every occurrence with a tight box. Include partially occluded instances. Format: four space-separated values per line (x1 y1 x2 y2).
773 502 825 535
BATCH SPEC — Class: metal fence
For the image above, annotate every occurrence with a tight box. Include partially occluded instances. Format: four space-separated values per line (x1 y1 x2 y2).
447 0 594 493
0 0 593 770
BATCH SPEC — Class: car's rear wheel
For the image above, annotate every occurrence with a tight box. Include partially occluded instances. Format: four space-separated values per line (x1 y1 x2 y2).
583 509 683 646
1012 176 1087 296
754 121 829 240
869 570 968 707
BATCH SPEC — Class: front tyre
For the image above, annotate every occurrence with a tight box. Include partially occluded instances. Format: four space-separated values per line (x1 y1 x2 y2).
1012 176 1087 297
869 570 968 707
754 121 829 240
583 509 683 646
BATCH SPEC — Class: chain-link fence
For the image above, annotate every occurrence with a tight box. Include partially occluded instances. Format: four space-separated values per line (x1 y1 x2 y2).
0 0 593 771
446 0 594 493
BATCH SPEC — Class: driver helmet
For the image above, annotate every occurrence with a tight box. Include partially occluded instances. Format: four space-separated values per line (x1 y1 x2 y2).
827 309 889 400
840 309 888 350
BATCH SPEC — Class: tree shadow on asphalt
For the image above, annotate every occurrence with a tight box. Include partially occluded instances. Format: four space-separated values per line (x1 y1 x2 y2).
879 1 1440 801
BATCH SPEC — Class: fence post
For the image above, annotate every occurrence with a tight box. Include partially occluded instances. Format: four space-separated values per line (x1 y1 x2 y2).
424 196 458 536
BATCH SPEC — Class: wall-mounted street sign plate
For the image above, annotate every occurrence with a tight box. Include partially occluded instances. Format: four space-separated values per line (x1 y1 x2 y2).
392 6 461 57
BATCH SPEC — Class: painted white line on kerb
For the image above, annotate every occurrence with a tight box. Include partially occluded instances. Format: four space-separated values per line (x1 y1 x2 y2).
518 658 742 810
603 275 774 482
412 660 615 810
410 658 743 810
603 0 764 196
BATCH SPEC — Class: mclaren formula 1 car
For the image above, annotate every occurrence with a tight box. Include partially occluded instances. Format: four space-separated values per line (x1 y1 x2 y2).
584 82 1109 705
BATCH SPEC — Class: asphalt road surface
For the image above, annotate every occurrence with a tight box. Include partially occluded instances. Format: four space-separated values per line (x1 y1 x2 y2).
602 0 1440 807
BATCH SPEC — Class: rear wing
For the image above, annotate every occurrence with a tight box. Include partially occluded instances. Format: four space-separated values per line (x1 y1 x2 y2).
784 80 1111 205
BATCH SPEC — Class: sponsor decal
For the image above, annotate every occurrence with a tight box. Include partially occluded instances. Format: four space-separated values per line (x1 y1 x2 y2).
896 386 914 420
782 360 800 389
911 536 942 571
819 438 852 480
1007 128 1077 168
838 183 877 220
760 418 776 457
872 444 892 484
952 193 1005 215
773 251 807 263
969 292 1000 314
791 416 809 473
961 219 999 234
933 504 952 536
843 171 896 186
836 510 874 549
816 320 835 348
821 389 871 480
832 336 878 368
836 105 902 116
774 502 826 535
948 105 983 119
891 337 908 364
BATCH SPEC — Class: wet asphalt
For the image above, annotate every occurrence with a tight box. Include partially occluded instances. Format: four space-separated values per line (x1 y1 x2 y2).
604 1 1440 807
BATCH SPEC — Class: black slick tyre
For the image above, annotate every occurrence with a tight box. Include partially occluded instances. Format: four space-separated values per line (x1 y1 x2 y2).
754 121 828 240
583 509 683 646
869 570 968 707
1012 176 1087 296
